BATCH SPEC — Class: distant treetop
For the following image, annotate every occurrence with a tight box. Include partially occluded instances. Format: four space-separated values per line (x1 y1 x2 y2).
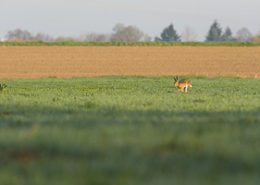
155 24 181 42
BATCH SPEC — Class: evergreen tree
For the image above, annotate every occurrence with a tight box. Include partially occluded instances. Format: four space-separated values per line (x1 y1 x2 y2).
206 20 222 41
221 27 234 41
159 24 181 41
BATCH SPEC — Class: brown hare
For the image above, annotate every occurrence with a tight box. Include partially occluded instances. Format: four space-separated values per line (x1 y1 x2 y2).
174 76 192 92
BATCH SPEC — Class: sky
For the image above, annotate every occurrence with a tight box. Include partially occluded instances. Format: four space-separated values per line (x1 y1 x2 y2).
1 0 260 41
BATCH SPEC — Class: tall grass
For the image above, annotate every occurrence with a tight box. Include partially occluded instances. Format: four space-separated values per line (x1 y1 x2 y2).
0 76 260 185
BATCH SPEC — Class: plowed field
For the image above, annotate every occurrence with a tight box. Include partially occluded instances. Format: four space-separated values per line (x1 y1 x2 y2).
0 46 259 78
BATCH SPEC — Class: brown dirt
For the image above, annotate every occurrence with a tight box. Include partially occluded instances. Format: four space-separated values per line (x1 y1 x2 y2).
0 46 259 78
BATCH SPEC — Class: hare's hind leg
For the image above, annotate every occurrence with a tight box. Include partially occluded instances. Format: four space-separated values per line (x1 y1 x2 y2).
184 85 188 92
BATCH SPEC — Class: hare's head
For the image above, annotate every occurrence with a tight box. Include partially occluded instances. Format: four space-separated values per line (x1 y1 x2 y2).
173 76 179 87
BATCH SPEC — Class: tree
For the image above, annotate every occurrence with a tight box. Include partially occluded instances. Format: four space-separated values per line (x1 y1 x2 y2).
236 27 253 42
206 20 222 41
221 27 235 41
5 29 54 42
157 24 180 41
34 33 54 42
253 32 260 42
78 32 111 42
6 29 33 41
110 23 151 42
181 26 198 41
55 36 76 42
143 34 152 42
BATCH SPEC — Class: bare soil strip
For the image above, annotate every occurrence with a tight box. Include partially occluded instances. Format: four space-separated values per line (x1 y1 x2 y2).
0 46 259 78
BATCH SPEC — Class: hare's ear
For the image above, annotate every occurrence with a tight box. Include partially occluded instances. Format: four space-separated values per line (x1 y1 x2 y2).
174 77 177 81
176 76 179 80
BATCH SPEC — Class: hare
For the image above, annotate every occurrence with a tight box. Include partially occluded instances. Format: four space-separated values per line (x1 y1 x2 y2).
174 76 192 92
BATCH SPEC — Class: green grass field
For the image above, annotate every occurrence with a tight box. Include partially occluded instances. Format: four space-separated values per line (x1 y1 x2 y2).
0 76 260 185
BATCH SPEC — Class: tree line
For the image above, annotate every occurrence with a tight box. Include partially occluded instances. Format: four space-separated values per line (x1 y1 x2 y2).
2 20 260 42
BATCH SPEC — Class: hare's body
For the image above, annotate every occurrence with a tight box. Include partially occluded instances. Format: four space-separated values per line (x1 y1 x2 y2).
174 77 192 92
